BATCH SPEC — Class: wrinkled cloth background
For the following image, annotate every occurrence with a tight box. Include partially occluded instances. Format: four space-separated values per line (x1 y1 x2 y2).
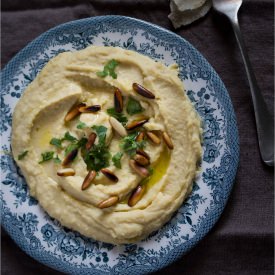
1 0 274 274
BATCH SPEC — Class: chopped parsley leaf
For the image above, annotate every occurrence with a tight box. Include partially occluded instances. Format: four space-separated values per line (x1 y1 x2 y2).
64 143 79 156
126 96 144 115
63 131 77 142
83 144 110 172
39 151 55 163
64 137 87 156
50 138 63 149
120 132 145 156
77 137 88 148
81 125 110 171
96 59 119 79
112 152 123 169
53 155 61 164
76 121 87 129
96 71 108 77
50 131 79 151
107 108 128 125
18 150 28 160
92 125 107 145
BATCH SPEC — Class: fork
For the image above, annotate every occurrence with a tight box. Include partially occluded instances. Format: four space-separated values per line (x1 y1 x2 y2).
212 0 274 166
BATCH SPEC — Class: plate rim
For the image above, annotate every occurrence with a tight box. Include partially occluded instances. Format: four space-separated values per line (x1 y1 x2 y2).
1 15 240 275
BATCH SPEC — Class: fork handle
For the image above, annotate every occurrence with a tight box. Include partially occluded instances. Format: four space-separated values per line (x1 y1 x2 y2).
231 20 274 166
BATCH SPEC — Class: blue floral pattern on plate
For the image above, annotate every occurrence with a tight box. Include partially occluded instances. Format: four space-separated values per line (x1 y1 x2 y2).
1 16 239 275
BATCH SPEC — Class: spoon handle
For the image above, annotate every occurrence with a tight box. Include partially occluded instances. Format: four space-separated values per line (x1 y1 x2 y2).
231 19 274 166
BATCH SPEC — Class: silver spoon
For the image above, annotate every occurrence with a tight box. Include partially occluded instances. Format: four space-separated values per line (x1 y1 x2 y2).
212 0 274 166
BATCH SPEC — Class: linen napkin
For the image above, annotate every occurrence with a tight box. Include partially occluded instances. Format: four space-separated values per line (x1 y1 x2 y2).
168 0 212 28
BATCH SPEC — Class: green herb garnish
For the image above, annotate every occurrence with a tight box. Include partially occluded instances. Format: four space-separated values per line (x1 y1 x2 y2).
96 59 119 79
39 151 55 163
50 138 63 149
64 137 87 156
77 137 88 148
126 96 144 115
63 131 77 142
81 125 111 171
96 71 108 78
53 155 61 164
18 150 28 160
83 144 110 172
120 132 146 156
112 152 123 169
92 125 107 144
64 143 79 156
107 108 128 125
50 131 78 151
76 121 87 129
47 132 87 163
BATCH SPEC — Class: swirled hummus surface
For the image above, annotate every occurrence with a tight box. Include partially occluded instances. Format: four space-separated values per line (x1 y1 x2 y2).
12 46 202 244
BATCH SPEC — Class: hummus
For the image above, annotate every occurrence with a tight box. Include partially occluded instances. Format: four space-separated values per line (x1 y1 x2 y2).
12 46 202 244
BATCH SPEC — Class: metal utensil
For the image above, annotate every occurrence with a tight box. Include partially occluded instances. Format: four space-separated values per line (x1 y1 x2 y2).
212 0 274 166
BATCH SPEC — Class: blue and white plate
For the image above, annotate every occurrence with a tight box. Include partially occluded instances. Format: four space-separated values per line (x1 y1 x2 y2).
1 16 239 274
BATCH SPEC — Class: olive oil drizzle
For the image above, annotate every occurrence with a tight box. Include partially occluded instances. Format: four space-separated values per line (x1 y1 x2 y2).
120 148 171 205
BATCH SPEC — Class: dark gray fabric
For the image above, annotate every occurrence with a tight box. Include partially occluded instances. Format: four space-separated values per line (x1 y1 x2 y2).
1 0 274 274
